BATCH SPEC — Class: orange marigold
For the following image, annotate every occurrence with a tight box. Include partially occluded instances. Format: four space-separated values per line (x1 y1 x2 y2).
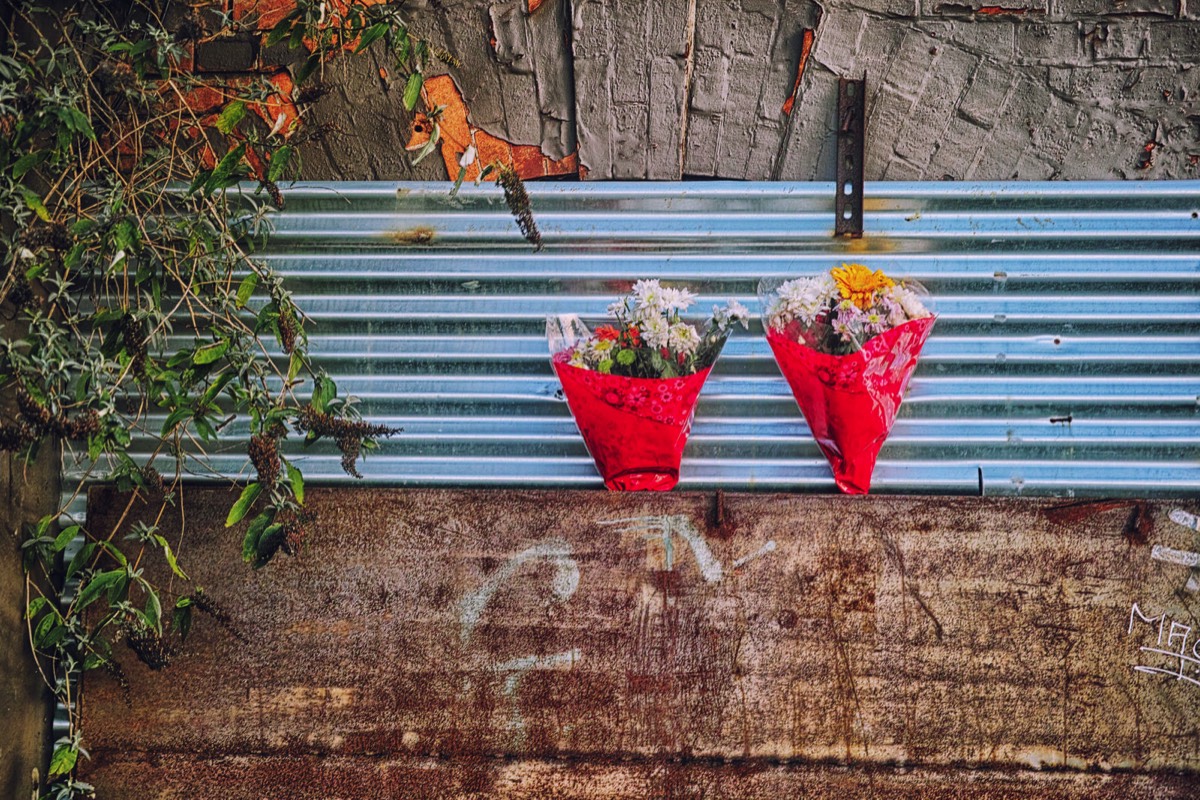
831 263 895 308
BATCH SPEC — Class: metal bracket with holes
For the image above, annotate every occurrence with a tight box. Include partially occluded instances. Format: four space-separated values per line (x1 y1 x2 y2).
836 74 866 238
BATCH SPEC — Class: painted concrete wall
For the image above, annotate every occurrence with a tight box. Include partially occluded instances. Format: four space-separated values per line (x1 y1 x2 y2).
211 1 1200 181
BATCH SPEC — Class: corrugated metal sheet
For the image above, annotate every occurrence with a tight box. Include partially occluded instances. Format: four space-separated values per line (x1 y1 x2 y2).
66 180 1200 504
54 181 1198 737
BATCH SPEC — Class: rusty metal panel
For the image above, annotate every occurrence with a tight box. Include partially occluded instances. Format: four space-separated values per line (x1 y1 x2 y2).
76 180 1198 503
82 488 1200 797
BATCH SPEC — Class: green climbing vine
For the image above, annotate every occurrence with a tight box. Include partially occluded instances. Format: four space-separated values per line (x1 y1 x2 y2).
0 1 469 796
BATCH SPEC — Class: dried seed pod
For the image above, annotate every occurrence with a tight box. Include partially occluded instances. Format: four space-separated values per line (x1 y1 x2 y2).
100 657 132 707
496 166 542 251
190 589 246 642
248 433 281 486
120 314 148 377
294 407 401 478
94 60 137 96
16 386 53 432
0 421 37 451
124 622 174 670
5 277 35 310
140 464 165 495
64 409 101 439
278 309 298 354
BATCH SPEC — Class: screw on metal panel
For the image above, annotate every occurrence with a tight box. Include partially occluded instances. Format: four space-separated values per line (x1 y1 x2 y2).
835 74 866 239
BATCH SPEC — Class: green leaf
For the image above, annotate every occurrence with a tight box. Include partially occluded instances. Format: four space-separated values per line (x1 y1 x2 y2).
20 188 50 222
266 147 292 185
74 569 123 611
287 463 304 505
215 100 247 134
226 483 262 527
65 542 97 583
265 12 298 47
311 375 336 413
402 72 423 111
71 217 97 237
193 340 229 365
204 142 247 194
199 371 234 408
107 571 130 605
52 525 80 553
48 743 78 777
25 597 48 620
242 510 274 562
161 407 192 436
98 541 128 566
449 164 467 197
295 52 321 85
288 350 303 382
64 106 96 140
33 612 57 647
254 523 285 568
410 121 439 164
194 415 218 442
145 590 162 633
235 272 260 308
12 151 41 179
154 534 189 580
355 21 389 53
173 601 193 641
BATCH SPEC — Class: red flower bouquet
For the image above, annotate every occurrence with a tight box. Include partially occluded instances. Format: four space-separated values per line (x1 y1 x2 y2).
549 282 748 491
760 265 935 494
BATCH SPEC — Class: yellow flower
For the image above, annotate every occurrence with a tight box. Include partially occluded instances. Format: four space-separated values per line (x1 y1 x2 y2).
831 263 895 308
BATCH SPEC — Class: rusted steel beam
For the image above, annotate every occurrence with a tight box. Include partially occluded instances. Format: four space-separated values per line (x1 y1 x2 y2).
83 754 1200 800
83 489 1200 797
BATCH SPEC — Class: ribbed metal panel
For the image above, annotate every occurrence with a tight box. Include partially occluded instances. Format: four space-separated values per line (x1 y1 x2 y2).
70 181 1200 498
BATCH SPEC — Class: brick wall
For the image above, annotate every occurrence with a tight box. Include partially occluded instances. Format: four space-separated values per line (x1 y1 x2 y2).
175 1 1198 181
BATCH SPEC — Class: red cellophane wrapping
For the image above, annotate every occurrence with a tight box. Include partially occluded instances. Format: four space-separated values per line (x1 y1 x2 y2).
552 355 713 491
766 316 935 494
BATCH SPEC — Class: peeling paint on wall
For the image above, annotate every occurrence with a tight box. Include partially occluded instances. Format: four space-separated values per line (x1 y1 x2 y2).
405 75 578 181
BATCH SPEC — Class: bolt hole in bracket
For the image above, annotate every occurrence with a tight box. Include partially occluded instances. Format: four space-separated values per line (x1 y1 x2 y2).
836 74 866 238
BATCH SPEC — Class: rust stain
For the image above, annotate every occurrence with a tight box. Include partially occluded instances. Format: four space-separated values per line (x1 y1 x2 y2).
404 75 578 182
708 489 738 540
1123 501 1154 546
526 0 546 12
386 226 436 244
781 28 816 116
79 488 1200 798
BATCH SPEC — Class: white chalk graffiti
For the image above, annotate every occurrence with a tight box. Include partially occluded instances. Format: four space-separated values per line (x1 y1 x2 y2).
1150 544 1200 569
1150 508 1200 593
733 539 778 569
599 514 776 582
458 538 580 642
601 515 724 582
1170 508 1200 532
454 516 775 742
1126 602 1200 690
457 538 582 741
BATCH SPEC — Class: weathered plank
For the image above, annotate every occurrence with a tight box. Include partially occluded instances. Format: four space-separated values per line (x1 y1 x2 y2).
83 489 1200 797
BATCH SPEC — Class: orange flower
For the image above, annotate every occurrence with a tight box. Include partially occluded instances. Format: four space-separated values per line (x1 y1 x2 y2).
831 263 895 308
595 325 620 341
